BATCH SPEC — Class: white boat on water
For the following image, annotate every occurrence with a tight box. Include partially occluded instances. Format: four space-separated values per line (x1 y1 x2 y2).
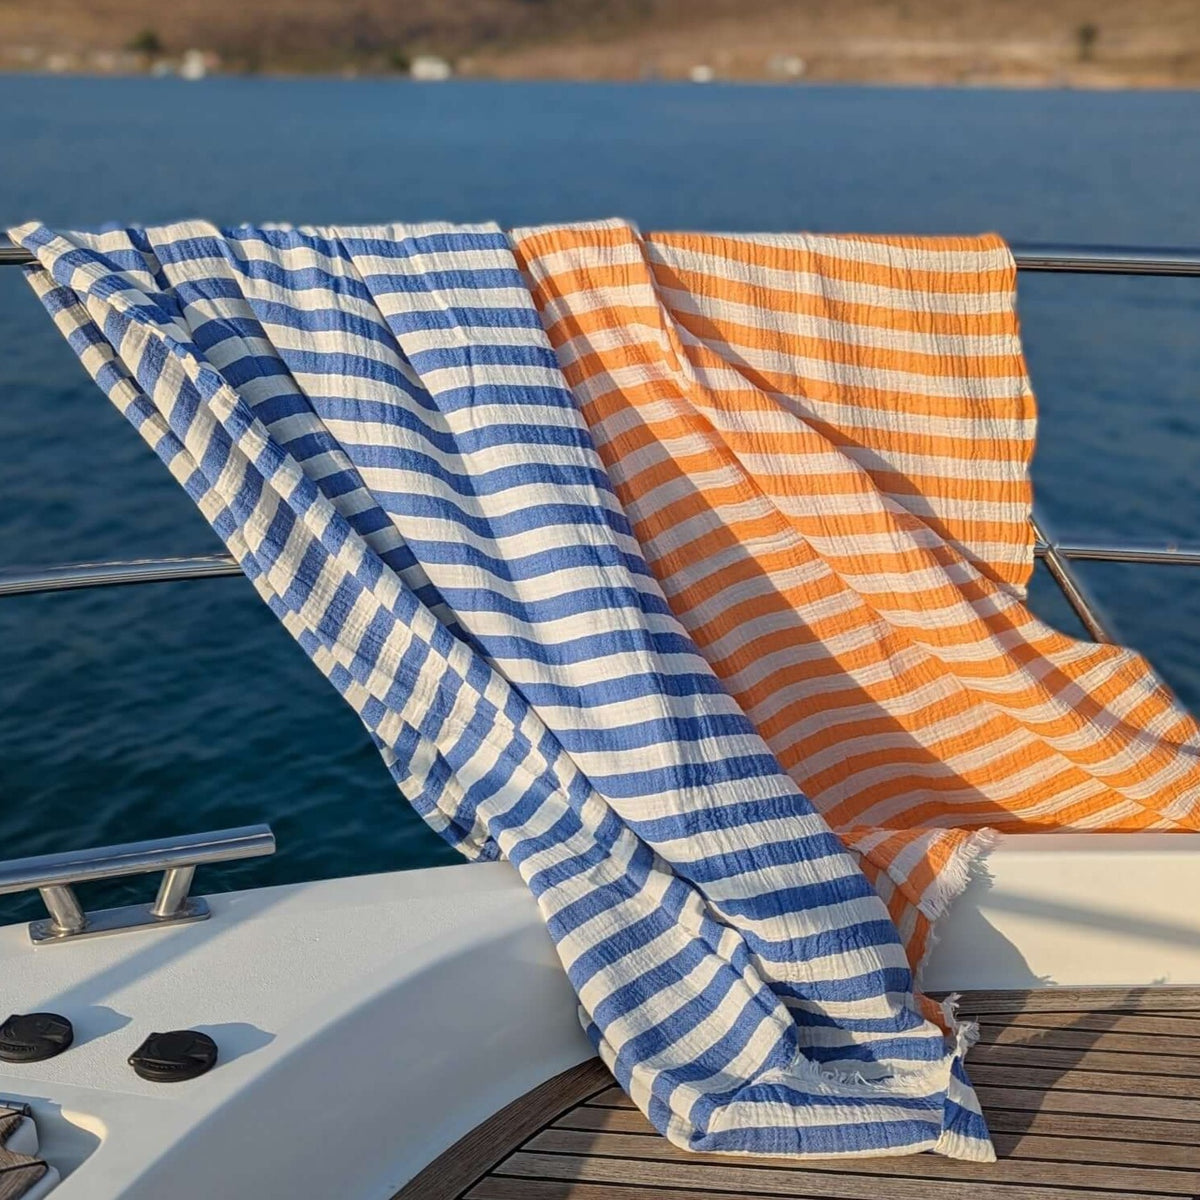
0 240 1198 1199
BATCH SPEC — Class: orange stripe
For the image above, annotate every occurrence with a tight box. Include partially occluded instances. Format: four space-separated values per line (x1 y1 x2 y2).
652 264 1019 338
549 316 1032 422
645 229 1019 293
545 293 1027 381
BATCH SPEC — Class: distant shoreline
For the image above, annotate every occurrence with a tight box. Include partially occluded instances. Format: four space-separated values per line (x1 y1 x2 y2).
6 0 1200 92
4 69 1200 92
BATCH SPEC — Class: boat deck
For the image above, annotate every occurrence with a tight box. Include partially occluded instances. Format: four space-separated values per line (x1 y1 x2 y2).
398 987 1200 1200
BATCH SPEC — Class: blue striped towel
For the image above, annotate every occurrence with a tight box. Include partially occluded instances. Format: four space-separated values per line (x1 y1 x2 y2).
10 219 993 1161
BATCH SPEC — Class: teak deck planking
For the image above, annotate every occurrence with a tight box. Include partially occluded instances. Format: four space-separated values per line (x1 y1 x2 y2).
398 987 1200 1200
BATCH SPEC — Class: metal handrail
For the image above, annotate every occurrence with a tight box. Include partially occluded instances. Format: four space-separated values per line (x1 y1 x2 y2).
0 824 275 892
1010 245 1200 276
0 555 242 597
0 824 275 943
1034 542 1200 567
6 240 1200 274
0 540 1194 603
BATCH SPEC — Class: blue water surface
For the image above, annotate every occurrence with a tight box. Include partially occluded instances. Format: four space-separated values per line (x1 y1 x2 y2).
0 76 1197 915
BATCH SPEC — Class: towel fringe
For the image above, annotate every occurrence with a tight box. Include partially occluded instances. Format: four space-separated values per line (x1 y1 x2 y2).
914 827 999 986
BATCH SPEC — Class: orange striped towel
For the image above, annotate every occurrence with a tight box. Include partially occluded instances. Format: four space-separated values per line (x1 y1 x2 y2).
513 220 1200 972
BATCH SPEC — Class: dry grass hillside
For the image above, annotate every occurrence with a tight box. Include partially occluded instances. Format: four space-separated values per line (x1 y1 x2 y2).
2 0 1199 85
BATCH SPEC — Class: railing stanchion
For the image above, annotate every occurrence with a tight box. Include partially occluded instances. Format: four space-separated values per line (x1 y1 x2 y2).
1032 512 1117 643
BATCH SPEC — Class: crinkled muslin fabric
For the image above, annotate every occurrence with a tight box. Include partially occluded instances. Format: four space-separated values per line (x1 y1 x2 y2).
10 220 992 1161
513 220 1200 972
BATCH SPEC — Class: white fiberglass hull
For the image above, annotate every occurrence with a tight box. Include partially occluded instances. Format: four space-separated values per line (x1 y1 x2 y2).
1 833 1198 1199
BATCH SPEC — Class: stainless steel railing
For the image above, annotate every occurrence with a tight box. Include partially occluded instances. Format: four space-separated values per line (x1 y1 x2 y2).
0 540 1196 604
0 555 243 597
0 824 275 943
2 237 1199 641
1010 245 1200 276
7 240 1200 274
